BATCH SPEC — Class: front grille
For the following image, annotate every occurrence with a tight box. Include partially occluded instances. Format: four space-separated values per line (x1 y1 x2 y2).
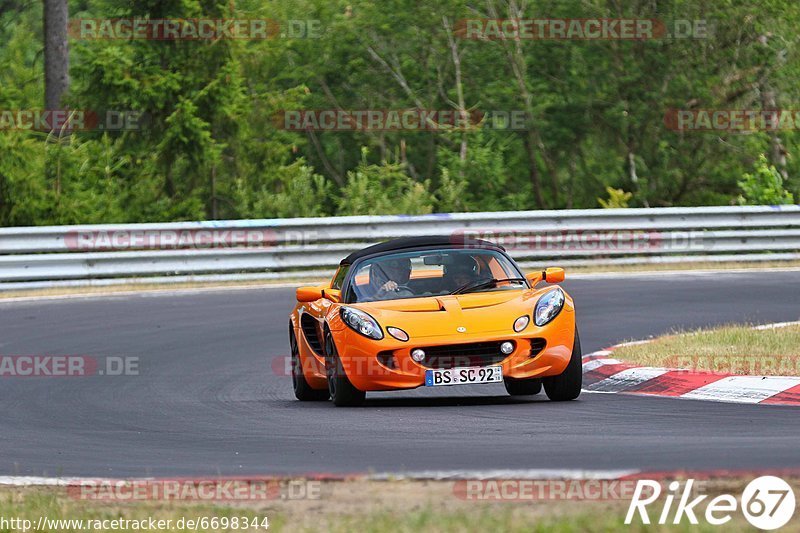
530 338 547 357
377 350 396 369
418 341 513 369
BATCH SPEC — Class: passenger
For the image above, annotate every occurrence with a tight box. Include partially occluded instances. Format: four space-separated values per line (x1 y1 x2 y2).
445 257 479 291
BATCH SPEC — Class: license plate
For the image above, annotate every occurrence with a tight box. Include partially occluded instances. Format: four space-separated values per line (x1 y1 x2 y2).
424 366 502 386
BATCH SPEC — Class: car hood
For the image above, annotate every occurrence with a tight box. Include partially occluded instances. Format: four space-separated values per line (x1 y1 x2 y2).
355 290 542 338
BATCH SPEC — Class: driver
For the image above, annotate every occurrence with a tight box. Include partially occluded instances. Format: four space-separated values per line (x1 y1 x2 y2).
368 257 412 299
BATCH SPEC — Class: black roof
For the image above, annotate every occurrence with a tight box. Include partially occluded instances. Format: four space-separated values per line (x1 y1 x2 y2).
340 235 504 265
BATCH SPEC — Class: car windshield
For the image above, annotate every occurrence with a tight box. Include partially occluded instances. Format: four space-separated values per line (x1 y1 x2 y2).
346 248 526 303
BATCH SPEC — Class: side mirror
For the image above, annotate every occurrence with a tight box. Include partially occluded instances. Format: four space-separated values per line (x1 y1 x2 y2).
544 267 565 283
525 267 565 287
322 288 342 303
296 286 324 302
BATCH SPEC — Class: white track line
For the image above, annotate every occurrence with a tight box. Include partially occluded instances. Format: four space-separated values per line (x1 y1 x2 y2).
569 266 800 280
611 339 652 349
753 321 800 330
0 282 310 304
0 476 84 486
582 358 624 372
583 349 613 358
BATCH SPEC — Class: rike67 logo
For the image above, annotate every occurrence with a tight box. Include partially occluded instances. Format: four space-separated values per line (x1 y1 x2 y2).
626 476 796 530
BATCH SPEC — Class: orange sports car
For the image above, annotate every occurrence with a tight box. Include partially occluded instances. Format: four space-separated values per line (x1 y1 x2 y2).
289 236 581 406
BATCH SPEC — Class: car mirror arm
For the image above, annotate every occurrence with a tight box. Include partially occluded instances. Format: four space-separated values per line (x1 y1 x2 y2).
322 288 342 303
526 267 565 287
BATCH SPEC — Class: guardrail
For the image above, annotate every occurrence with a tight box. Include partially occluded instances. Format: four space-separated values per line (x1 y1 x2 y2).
0 205 798 290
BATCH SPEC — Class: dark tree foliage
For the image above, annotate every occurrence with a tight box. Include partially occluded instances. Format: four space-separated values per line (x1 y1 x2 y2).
0 0 797 225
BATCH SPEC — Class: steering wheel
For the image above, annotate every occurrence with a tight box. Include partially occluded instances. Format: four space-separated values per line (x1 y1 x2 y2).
392 284 414 297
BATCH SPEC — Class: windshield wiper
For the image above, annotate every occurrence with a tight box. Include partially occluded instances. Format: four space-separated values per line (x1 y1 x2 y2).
451 277 526 295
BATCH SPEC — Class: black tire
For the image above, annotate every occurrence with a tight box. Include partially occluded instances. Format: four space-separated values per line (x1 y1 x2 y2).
543 329 582 401
290 326 329 401
504 377 542 396
324 331 365 407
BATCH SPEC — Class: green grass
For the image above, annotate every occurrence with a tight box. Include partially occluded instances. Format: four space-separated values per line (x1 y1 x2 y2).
320 507 730 533
0 489 287 532
0 485 763 532
612 324 800 375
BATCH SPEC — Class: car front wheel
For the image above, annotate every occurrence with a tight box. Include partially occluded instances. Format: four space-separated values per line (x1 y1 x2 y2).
324 331 366 407
543 329 582 401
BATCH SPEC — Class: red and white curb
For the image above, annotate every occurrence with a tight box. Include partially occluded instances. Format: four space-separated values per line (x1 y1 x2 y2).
4 468 800 486
0 470 635 486
582 322 800 406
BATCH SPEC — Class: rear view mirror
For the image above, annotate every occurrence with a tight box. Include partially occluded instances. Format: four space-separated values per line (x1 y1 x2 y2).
296 286 323 302
544 267 565 283
526 267 565 287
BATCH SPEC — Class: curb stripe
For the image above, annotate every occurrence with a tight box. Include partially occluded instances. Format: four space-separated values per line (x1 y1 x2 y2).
582 363 632 386
681 376 800 404
0 470 641 485
761 383 800 405
367 469 640 481
4 468 800 486
586 367 669 393
625 370 729 396
581 323 800 406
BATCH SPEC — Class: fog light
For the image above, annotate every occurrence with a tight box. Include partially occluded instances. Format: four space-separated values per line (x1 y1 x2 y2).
513 315 530 332
411 349 426 362
500 341 514 355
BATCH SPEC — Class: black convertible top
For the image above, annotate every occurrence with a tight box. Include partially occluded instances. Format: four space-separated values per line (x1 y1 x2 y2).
340 235 504 265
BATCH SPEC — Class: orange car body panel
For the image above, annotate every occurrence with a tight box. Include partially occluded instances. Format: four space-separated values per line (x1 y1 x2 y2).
290 268 576 392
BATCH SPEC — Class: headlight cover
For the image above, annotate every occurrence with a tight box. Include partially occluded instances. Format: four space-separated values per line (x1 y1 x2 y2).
386 326 409 341
340 307 384 340
513 315 530 332
534 288 565 326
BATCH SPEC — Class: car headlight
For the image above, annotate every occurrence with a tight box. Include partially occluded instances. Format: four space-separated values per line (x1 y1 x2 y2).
534 288 565 326
340 307 384 340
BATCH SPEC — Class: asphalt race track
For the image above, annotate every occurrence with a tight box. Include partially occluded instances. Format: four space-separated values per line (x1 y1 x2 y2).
1 270 799 478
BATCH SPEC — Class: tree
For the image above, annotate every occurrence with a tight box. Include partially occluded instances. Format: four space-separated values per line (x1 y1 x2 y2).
738 154 794 205
43 0 68 109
